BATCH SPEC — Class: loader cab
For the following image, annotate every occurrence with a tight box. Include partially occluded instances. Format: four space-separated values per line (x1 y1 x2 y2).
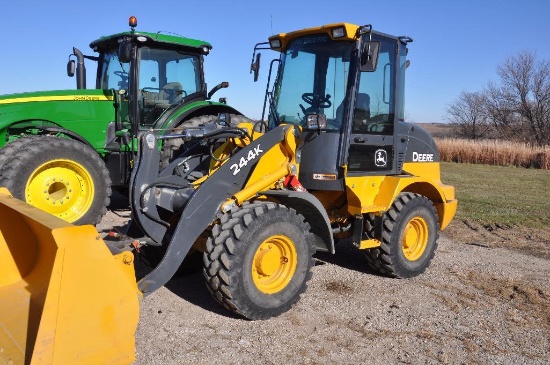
261 24 410 190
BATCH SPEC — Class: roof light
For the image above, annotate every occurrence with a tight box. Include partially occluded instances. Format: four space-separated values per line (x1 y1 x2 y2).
332 27 346 39
269 38 282 49
202 46 210 55
129 16 137 29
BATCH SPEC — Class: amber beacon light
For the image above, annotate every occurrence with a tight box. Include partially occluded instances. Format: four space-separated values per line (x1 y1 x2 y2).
129 16 138 28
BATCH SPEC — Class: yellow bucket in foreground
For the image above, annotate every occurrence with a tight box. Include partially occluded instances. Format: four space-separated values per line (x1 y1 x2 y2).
0 188 140 364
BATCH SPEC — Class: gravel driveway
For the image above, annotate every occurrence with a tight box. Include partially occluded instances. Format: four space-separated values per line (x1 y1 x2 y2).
97 208 549 365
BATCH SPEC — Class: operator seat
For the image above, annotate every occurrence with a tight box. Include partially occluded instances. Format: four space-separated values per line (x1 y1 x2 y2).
335 92 370 131
352 93 371 132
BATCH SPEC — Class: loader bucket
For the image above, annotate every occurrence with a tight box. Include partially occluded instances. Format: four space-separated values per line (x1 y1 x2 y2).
0 188 140 365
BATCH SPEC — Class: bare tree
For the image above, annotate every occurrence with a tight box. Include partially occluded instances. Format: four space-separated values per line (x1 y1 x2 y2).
497 51 550 145
445 91 489 139
483 81 522 140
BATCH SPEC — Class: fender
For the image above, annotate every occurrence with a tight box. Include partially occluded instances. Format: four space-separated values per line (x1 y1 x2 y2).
262 190 335 254
4 121 94 149
34 126 95 149
154 101 243 131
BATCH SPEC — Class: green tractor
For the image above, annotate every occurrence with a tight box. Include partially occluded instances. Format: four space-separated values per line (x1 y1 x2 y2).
0 16 245 225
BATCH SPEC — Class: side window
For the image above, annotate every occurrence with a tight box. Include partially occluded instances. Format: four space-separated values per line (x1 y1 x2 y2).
352 39 395 135
166 57 200 95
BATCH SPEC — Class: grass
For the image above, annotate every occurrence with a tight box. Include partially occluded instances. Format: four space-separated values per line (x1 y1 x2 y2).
440 162 550 229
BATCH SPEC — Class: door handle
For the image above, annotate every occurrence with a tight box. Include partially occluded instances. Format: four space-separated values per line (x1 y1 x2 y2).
354 137 366 143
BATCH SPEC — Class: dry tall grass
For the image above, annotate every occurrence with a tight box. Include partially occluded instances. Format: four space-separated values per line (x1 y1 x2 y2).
435 138 550 169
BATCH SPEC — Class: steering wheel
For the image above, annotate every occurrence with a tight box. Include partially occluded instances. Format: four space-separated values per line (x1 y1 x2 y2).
164 88 188 99
301 93 332 108
114 70 128 80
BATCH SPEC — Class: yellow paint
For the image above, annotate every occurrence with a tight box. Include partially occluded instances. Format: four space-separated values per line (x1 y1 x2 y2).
210 124 302 210
269 23 361 51
0 95 114 105
345 162 457 231
401 216 428 261
401 161 442 181
345 175 388 215
0 188 139 364
25 159 95 223
232 165 288 205
359 238 381 250
252 234 298 294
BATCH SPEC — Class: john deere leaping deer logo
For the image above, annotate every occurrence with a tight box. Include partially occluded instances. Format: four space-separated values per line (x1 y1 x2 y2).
375 149 387 167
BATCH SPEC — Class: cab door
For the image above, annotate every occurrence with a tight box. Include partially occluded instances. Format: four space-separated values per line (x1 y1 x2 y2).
347 35 397 175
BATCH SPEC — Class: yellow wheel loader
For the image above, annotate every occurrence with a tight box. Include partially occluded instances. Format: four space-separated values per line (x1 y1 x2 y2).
128 23 456 319
0 23 456 363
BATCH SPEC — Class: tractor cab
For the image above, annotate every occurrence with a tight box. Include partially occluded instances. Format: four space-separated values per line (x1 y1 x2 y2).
251 23 412 190
64 16 234 189
68 16 214 136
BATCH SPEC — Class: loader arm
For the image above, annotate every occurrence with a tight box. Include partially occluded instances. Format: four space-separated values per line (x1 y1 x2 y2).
130 124 302 295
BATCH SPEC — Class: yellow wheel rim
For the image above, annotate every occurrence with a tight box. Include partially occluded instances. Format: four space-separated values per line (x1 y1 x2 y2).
252 235 298 294
25 159 94 223
402 216 429 261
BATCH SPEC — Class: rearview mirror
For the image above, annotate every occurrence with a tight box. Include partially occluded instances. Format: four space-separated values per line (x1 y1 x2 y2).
360 41 380 72
118 41 133 63
250 53 261 82
67 59 75 77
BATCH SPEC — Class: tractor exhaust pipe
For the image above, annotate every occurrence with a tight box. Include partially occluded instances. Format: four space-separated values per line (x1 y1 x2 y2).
72 47 86 89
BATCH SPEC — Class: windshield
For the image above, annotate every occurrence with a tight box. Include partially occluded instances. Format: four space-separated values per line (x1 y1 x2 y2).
270 34 355 131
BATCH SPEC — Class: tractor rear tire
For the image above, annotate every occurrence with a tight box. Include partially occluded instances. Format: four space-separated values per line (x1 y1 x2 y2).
0 136 111 225
203 201 315 320
363 192 439 278
160 114 252 168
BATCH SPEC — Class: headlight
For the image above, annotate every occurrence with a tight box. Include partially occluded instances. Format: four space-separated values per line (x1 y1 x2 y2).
269 38 282 49
331 27 346 39
306 114 327 129
145 133 156 150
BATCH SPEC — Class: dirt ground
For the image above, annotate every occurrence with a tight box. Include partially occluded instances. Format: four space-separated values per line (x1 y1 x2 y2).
97 206 549 365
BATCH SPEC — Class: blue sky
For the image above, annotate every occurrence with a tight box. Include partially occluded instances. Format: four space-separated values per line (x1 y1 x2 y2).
0 0 548 123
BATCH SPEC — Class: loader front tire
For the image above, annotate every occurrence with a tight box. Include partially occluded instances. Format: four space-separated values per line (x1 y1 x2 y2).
0 136 111 225
364 192 439 278
203 201 315 320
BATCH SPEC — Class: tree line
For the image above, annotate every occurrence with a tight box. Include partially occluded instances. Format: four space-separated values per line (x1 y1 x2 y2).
446 51 550 146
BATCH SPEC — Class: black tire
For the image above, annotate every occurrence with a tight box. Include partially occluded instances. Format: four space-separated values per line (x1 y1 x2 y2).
0 136 42 173
203 201 315 320
0 136 111 225
364 192 439 278
160 114 252 168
